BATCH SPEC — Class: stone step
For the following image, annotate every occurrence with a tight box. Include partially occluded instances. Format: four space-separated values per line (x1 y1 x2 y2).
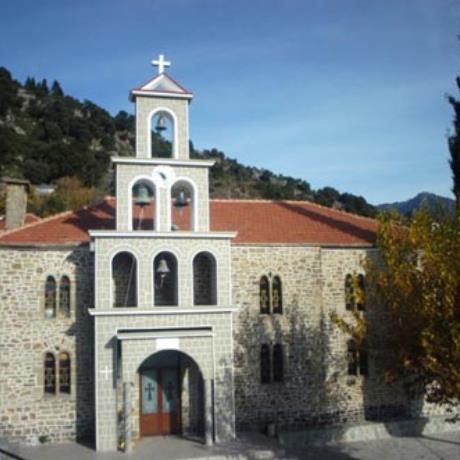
278 416 460 449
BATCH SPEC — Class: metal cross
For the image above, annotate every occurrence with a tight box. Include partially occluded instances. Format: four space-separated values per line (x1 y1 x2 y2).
145 382 155 401
152 54 171 74
100 365 112 381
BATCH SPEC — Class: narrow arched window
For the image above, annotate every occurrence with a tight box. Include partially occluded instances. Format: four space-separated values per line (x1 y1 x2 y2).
259 276 270 314
359 346 368 376
272 276 283 314
193 252 217 305
45 276 56 318
171 180 194 231
273 344 284 382
154 252 178 306
345 274 354 311
356 274 366 311
260 344 271 384
59 276 71 317
347 340 367 376
112 252 137 307
59 352 71 394
132 181 155 230
44 353 56 394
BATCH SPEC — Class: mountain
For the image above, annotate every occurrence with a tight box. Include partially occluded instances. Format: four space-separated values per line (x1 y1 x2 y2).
0 66 377 218
378 192 455 216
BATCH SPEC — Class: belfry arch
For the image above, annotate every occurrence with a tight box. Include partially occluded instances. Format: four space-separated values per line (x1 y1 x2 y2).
148 108 178 159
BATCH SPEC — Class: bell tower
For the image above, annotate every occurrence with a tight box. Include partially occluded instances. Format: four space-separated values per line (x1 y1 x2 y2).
113 55 212 233
89 55 236 452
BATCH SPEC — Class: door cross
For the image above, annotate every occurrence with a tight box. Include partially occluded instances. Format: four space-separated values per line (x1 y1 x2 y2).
100 365 112 381
145 382 155 401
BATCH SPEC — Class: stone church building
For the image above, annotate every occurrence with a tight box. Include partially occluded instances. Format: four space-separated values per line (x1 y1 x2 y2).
0 57 412 452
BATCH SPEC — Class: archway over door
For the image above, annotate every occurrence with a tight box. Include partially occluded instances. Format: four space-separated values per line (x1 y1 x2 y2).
138 350 204 438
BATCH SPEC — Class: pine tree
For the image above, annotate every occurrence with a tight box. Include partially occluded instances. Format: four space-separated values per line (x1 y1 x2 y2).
448 76 460 207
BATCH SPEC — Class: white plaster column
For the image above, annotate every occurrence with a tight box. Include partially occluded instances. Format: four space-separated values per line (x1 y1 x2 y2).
204 379 214 446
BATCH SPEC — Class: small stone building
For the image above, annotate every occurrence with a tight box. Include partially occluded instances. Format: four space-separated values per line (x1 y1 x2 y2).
0 58 411 452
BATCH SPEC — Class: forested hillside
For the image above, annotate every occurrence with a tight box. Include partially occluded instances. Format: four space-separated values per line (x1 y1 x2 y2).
0 67 376 217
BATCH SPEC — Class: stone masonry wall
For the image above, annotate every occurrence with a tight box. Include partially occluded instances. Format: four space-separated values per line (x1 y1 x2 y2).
0 246 94 444
231 245 409 432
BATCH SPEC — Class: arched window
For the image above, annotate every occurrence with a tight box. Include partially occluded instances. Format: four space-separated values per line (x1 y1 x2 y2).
151 111 173 158
345 274 354 311
154 252 178 306
193 252 217 305
44 276 56 318
59 276 71 317
59 352 71 394
273 344 284 382
171 180 194 231
132 180 155 230
44 353 56 394
259 276 270 314
356 274 366 311
272 276 283 314
260 344 271 384
112 252 137 307
347 340 368 376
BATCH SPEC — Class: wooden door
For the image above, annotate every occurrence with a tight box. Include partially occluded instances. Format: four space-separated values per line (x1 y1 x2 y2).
140 367 180 436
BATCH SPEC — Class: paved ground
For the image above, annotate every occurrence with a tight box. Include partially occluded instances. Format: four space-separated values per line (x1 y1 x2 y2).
1 430 459 460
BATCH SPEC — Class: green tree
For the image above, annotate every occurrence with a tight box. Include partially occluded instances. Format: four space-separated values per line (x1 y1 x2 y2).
448 76 460 207
333 209 460 413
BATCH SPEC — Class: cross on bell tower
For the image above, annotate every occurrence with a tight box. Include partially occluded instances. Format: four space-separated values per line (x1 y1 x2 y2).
151 54 171 74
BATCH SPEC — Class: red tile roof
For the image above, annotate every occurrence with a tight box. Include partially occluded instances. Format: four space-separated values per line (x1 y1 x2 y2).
0 213 41 231
0 198 377 246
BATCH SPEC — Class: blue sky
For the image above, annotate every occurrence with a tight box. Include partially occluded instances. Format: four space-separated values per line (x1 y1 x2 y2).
1 0 458 204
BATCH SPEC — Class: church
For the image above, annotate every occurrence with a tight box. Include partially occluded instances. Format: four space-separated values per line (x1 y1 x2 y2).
0 56 416 452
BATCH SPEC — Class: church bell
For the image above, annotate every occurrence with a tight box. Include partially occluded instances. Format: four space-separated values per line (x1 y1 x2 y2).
156 258 170 274
155 115 167 133
174 191 189 208
134 184 151 206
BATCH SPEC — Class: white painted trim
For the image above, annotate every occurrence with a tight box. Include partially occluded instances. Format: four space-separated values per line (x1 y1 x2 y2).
147 107 179 159
131 90 193 100
89 307 237 316
127 175 158 231
89 230 237 239
109 248 141 309
190 249 219 306
117 331 214 340
168 176 199 232
94 316 99 450
112 157 215 168
151 248 181 307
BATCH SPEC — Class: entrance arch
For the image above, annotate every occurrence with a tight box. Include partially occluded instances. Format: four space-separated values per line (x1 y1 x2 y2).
138 350 204 439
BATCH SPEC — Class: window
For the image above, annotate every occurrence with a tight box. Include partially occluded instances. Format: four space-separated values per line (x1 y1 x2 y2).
356 274 366 311
345 274 354 311
272 276 283 314
44 276 56 318
273 344 284 382
193 252 217 305
154 252 178 306
44 353 56 394
345 273 366 312
347 340 368 376
59 352 71 394
112 252 137 307
259 274 283 315
259 276 270 314
260 344 271 384
59 276 71 317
